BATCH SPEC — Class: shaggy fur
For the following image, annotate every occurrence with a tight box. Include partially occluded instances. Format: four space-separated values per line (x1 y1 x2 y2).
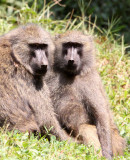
0 24 72 141
47 31 126 159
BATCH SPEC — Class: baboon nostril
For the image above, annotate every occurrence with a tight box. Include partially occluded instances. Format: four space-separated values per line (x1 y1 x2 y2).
68 60 74 65
41 65 47 70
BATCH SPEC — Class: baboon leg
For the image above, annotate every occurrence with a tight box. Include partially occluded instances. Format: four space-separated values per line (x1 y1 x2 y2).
79 124 102 156
111 126 126 156
6 111 40 133
79 124 126 156
0 104 40 133
59 103 88 136
110 115 126 156
15 116 40 133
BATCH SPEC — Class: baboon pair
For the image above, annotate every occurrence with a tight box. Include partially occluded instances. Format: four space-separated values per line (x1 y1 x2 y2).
0 24 125 159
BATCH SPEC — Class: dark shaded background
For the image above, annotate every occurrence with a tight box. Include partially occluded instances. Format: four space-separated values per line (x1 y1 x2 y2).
0 0 129 43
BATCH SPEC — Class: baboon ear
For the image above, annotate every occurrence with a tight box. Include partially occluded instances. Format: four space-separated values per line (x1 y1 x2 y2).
10 40 34 74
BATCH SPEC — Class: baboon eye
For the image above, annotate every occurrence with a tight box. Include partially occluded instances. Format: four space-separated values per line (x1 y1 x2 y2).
77 49 82 56
31 51 36 57
62 48 68 55
63 49 67 55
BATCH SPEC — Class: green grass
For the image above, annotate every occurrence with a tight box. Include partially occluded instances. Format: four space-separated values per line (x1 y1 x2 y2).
0 130 103 160
0 1 129 159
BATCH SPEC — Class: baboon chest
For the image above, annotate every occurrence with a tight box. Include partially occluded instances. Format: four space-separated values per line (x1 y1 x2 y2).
58 77 87 103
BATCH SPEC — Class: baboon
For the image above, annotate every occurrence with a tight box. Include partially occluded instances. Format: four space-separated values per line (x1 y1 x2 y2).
46 31 126 159
0 24 73 141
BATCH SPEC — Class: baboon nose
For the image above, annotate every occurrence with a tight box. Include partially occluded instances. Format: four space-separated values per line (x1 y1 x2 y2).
68 60 74 65
41 65 47 70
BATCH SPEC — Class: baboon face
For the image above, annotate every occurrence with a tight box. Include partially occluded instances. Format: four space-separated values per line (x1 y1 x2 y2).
29 43 48 75
55 31 95 75
10 24 55 76
62 42 83 74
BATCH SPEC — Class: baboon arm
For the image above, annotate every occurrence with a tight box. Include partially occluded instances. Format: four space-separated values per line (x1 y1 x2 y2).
84 75 113 159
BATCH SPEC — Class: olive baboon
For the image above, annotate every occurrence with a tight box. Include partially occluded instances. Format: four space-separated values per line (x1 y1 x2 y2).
47 31 126 159
0 24 73 141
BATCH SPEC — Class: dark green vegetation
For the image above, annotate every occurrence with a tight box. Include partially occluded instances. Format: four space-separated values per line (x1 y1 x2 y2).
0 0 130 43
0 1 129 159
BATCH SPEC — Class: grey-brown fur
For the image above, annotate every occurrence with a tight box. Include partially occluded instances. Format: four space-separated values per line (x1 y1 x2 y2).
0 24 72 141
46 31 126 159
